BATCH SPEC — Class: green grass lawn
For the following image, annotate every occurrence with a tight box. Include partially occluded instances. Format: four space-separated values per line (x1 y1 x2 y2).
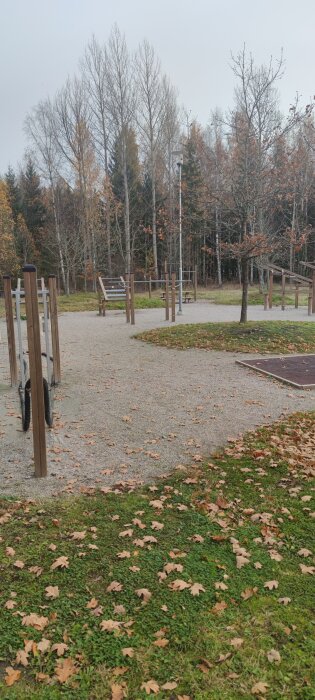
0 412 314 699
137 321 315 354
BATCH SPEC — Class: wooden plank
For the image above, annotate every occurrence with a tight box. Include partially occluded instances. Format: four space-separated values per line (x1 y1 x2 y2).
23 264 47 478
48 275 61 384
3 276 18 386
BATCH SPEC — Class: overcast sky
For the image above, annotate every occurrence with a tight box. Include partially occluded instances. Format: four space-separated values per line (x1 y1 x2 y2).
1 0 314 175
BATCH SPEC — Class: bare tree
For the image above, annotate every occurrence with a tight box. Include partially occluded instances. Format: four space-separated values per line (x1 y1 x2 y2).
105 25 135 274
25 98 68 292
135 40 165 279
82 36 113 275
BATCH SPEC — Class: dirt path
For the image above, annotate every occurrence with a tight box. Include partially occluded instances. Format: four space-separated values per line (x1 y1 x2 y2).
0 304 314 497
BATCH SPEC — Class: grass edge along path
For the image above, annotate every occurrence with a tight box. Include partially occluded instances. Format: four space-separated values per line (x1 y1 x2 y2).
0 412 314 699
137 321 315 355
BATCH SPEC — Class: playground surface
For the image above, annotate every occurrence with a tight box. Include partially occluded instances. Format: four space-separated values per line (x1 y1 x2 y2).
1 302 315 497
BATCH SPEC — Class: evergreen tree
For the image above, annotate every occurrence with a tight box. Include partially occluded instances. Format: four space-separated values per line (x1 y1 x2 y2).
0 180 19 276
20 156 46 255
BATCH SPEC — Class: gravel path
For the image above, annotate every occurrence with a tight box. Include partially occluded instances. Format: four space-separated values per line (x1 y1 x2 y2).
0 302 314 498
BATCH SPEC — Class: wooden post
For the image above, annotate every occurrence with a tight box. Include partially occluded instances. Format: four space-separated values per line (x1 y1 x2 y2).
268 271 273 309
23 265 47 478
295 283 299 309
149 276 152 299
308 285 312 316
165 273 169 321
48 275 61 385
264 293 268 310
130 273 135 325
171 272 176 323
312 270 315 313
3 276 18 386
125 273 130 323
194 265 197 301
281 273 285 311
164 259 168 277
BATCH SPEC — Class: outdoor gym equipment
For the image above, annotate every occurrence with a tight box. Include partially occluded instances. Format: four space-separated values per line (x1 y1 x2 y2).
3 267 61 478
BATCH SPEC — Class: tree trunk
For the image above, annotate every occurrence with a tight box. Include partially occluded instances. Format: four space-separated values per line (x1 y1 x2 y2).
215 205 222 286
240 258 249 323
123 157 131 275
152 168 158 282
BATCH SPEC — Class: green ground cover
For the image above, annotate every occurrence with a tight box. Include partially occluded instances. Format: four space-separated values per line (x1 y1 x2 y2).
0 413 314 699
137 321 315 354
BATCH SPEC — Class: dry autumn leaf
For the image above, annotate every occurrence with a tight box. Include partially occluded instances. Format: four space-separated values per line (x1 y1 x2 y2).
100 619 122 632
153 638 169 647
45 585 59 599
267 649 281 664
190 582 205 596
211 600 228 615
122 647 134 657
264 580 278 590
168 579 190 592
230 637 244 648
107 581 123 593
251 681 269 695
22 613 49 631
161 681 178 690
55 657 77 683
37 638 51 653
135 588 152 603
141 679 160 694
15 649 29 667
111 683 126 700
4 667 21 687
50 556 69 571
299 564 315 574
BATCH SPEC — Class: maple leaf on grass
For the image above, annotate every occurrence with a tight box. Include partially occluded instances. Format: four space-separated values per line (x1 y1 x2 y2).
267 649 281 664
111 683 126 700
251 681 269 695
15 649 29 667
5 667 21 687
45 585 59 599
52 643 69 657
55 657 77 683
122 647 134 657
153 637 169 647
299 564 315 574
264 580 278 590
190 582 205 596
37 638 51 653
50 555 69 571
161 681 178 690
107 581 123 593
168 579 191 592
135 588 152 603
141 679 160 694
22 613 49 631
100 619 122 632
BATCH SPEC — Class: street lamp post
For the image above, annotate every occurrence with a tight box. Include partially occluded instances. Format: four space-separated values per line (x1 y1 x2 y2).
173 151 183 315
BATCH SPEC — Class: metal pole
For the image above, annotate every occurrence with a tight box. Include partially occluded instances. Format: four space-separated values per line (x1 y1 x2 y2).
3 276 18 386
178 162 183 315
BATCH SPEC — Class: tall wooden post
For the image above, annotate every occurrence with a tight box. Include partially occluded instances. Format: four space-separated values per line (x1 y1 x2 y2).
194 265 197 301
264 293 268 310
23 265 47 478
268 271 273 309
281 273 285 311
148 276 152 299
171 272 176 323
295 283 299 309
3 276 18 386
48 275 61 384
130 273 135 325
165 273 169 321
125 273 130 323
312 270 315 313
164 259 168 277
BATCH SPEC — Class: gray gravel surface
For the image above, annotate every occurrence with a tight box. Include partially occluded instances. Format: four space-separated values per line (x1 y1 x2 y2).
0 303 314 497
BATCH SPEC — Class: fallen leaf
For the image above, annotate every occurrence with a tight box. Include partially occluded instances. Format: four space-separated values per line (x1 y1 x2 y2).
190 582 205 596
251 681 269 695
168 579 191 592
107 581 123 593
211 601 228 615
50 556 69 571
153 637 169 647
45 586 59 599
161 681 178 690
100 619 122 632
135 588 152 603
230 637 244 648
122 647 134 657
299 564 315 575
278 597 291 605
267 649 281 664
37 638 51 653
298 548 312 557
22 613 49 631
86 598 99 609
4 667 21 686
55 657 77 683
111 683 126 700
241 587 258 600
15 649 29 667
71 530 86 540
141 679 160 694
264 580 278 590
52 643 69 657
13 560 25 569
